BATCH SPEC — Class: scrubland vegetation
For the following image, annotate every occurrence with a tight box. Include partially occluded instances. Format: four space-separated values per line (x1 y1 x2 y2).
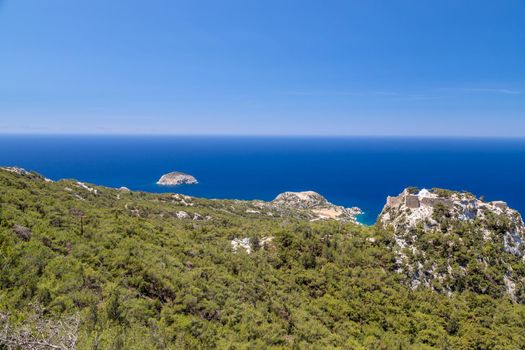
1 169 524 349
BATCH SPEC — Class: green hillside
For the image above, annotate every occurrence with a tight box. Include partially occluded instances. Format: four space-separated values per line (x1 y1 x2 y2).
0 168 524 349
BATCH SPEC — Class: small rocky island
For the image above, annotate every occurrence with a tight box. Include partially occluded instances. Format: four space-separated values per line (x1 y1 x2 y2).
156 171 198 186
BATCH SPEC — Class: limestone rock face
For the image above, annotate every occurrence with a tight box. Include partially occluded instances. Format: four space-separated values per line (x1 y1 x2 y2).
378 187 525 297
379 188 525 251
271 191 362 223
157 172 198 186
272 191 330 209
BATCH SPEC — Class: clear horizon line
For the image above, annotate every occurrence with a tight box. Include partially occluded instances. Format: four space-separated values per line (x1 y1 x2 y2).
1 132 525 139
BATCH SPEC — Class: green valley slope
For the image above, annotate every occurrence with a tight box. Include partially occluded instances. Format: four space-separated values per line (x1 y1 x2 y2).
1 168 525 349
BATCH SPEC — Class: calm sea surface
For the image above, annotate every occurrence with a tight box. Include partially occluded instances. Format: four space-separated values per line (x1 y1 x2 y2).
1 135 524 225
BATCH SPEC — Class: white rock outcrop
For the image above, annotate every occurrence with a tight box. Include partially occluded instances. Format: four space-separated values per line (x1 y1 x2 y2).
379 188 525 256
379 187 525 296
231 238 252 254
1 166 53 182
271 191 362 223
157 172 198 186
231 236 274 254
76 181 98 195
175 211 190 219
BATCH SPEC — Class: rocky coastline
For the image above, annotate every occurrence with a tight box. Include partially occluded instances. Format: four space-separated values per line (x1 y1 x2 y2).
269 191 363 223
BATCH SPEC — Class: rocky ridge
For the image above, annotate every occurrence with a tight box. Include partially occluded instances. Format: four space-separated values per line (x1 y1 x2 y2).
379 187 525 257
379 187 525 297
0 166 53 182
269 191 362 223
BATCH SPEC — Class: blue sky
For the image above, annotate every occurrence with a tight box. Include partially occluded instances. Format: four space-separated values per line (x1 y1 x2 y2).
0 0 524 136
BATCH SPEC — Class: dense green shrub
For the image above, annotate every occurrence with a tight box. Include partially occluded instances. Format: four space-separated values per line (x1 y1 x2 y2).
0 170 524 349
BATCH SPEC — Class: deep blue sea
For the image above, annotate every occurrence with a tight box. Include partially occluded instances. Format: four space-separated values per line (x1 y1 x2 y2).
1 135 524 225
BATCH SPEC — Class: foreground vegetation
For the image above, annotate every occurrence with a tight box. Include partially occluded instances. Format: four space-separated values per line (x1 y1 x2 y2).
1 169 524 349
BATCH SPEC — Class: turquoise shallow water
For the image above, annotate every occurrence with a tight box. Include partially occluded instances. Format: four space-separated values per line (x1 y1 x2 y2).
1 135 524 225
